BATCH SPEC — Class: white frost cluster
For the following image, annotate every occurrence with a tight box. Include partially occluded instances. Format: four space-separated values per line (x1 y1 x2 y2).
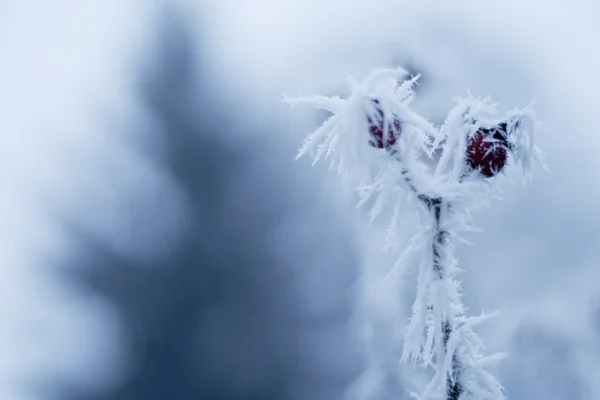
284 68 542 400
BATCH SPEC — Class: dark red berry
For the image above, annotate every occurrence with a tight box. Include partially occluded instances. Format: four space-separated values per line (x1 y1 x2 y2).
465 124 509 178
367 100 402 149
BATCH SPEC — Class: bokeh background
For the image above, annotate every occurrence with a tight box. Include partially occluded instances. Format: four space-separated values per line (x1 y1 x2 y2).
2 0 600 399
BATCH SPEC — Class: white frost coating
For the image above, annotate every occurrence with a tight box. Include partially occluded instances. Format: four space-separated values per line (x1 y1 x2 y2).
284 68 543 400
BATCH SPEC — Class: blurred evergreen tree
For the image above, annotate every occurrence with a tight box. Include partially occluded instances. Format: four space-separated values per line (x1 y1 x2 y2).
61 4 361 400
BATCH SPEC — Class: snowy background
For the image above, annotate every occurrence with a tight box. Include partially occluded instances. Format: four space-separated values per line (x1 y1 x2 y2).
1 0 600 399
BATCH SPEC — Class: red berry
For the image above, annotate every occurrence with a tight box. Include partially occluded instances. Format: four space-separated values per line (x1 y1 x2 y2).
465 125 509 178
367 99 402 149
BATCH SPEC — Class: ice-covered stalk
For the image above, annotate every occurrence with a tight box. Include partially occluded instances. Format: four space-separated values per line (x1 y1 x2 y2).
387 148 463 398
395 167 463 399
429 198 461 400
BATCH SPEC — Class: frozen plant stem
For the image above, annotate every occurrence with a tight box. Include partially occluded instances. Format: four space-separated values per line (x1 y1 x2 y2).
428 197 461 400
393 140 462 399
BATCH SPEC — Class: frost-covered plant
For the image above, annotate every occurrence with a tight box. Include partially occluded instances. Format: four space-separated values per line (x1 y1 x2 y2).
284 67 543 400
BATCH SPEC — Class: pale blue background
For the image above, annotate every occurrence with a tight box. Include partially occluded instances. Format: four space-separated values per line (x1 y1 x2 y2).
1 1 598 399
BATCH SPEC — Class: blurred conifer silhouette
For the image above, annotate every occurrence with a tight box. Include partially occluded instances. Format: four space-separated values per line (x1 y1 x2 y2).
61 4 362 400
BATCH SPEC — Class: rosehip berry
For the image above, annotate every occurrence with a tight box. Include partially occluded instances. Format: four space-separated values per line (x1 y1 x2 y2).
367 99 402 149
465 123 509 178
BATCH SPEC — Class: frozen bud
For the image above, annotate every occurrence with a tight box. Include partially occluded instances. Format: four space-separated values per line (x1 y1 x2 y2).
367 99 402 149
466 122 510 178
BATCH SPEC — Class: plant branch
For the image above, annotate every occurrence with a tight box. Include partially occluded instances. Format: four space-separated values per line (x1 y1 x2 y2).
429 198 462 400
388 143 462 399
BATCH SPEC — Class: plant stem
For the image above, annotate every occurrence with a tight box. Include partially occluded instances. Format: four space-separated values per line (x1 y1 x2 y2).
388 145 463 399
428 198 462 400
